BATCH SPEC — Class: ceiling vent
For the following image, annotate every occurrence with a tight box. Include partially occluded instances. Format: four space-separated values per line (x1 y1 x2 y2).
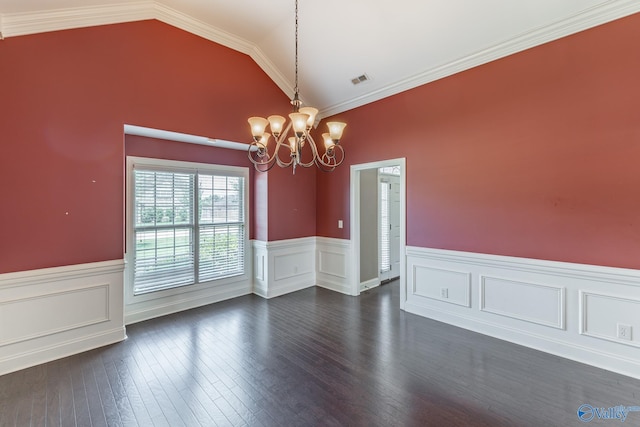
351 74 370 85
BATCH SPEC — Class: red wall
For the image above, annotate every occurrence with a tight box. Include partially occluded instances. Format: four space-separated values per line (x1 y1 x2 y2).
0 20 301 274
317 13 640 270
266 163 317 241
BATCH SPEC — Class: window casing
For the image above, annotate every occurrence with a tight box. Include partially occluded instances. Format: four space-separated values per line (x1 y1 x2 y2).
127 157 248 296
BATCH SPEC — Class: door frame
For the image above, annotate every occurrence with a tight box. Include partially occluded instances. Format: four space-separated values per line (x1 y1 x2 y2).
350 158 407 310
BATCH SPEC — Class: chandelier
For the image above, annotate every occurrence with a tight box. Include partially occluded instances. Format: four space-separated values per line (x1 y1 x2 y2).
247 0 346 173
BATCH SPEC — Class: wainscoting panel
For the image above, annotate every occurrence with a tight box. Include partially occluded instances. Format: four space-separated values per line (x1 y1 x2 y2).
0 260 126 375
252 237 316 299
412 265 471 307
405 246 640 379
480 276 564 329
274 252 314 281
316 237 352 295
580 291 640 348
0 284 109 346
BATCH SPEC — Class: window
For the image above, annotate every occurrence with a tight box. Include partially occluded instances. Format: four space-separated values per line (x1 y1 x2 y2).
128 158 248 296
379 178 391 274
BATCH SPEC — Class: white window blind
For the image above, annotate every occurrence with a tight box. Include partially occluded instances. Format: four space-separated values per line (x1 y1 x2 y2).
380 179 391 273
131 161 246 296
197 175 245 281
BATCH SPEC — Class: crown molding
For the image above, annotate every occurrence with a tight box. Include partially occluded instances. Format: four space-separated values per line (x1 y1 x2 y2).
0 1 154 37
152 2 252 55
318 0 640 118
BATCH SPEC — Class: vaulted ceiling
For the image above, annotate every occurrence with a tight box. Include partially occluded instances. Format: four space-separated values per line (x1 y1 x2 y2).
1 0 639 118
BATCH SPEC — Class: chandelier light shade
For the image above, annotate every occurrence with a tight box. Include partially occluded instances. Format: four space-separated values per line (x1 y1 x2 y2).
247 0 346 173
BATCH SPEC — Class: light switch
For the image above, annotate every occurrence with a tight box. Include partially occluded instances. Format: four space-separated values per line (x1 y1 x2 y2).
338 220 343 229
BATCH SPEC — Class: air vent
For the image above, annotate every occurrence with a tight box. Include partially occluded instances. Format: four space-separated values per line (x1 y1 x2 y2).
351 74 370 85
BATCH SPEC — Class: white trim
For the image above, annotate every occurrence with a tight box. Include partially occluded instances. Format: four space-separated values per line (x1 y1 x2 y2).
0 1 154 37
350 158 407 308
0 259 124 288
1 2 638 119
124 124 253 152
360 277 381 292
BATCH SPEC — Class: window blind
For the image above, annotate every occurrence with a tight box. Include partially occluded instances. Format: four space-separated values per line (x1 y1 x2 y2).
131 164 246 296
380 180 391 273
197 175 245 281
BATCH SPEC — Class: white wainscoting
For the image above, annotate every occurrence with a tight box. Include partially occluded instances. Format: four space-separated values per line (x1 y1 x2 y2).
316 237 352 295
406 246 640 379
252 237 316 299
0 260 126 376
124 273 253 325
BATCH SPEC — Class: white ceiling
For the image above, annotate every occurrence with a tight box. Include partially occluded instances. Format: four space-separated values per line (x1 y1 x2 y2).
1 0 639 118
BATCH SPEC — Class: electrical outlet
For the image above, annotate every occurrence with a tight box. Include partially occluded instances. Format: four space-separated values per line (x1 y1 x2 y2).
338 220 343 229
440 288 449 299
617 323 632 341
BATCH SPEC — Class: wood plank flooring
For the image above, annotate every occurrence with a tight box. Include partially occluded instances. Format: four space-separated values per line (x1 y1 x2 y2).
1 281 639 426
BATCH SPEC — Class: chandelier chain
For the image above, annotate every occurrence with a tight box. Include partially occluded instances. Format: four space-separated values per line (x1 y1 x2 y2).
294 0 299 95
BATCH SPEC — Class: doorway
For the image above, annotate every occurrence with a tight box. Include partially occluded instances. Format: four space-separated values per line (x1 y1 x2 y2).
350 158 406 310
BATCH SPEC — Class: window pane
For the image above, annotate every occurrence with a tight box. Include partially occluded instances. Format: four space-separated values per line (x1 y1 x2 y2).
133 227 195 295
199 174 244 225
134 170 194 227
133 169 195 295
199 224 244 281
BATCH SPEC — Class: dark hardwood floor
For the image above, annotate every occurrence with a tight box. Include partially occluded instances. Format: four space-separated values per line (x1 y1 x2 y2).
1 281 639 426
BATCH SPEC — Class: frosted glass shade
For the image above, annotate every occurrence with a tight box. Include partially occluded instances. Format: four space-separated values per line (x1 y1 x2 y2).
289 113 310 137
259 132 271 147
322 133 334 149
248 117 268 139
288 137 298 153
267 115 286 137
327 122 346 141
299 107 318 129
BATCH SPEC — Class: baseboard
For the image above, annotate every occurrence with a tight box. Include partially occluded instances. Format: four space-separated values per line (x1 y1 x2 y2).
0 327 125 376
360 277 381 292
125 283 252 324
